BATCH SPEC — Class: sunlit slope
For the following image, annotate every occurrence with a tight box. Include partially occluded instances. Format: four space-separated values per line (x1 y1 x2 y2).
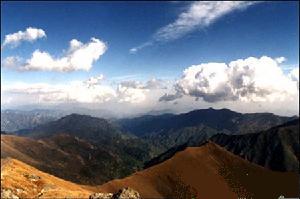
1 158 92 198
97 142 299 199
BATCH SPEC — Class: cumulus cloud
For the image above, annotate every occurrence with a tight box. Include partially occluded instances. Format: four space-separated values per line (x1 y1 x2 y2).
21 37 107 72
117 84 147 103
130 1 257 52
144 78 168 89
116 80 159 103
116 78 169 103
2 27 46 48
119 80 142 89
160 56 299 103
289 67 299 82
275 56 286 64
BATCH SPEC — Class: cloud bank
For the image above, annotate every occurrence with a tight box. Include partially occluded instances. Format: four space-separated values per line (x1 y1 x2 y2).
2 79 115 104
1 56 298 116
160 56 299 103
2 77 168 105
2 27 46 48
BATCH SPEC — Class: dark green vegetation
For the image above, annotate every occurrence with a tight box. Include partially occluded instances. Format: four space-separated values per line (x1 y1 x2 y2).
119 108 296 155
211 119 299 172
118 108 295 136
145 119 299 172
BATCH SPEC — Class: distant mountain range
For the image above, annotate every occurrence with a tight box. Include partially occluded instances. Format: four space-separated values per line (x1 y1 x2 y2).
118 108 297 155
118 108 296 136
1 109 63 132
11 108 297 159
1 108 116 132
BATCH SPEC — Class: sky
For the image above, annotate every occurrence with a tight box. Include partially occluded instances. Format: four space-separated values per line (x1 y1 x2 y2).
1 1 299 117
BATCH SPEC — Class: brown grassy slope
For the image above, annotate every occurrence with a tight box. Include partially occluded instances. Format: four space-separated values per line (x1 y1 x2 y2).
96 142 299 199
1 158 92 198
1 134 88 167
1 134 96 184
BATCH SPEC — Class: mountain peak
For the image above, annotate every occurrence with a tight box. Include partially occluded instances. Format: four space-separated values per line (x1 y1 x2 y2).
60 113 103 121
16 113 120 142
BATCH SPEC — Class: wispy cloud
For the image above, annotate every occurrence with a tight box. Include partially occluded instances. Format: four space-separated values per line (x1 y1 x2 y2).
130 1 258 53
129 41 153 54
2 27 46 48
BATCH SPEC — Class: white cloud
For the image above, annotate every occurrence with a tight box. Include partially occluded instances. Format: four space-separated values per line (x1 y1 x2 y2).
22 37 107 72
84 75 105 88
2 27 46 48
2 61 298 116
129 42 153 54
155 1 256 41
117 84 148 103
144 78 168 89
115 79 169 103
119 80 142 89
1 56 22 69
129 48 138 54
160 56 299 103
1 77 168 106
130 1 257 52
275 56 286 64
2 79 116 104
116 80 151 103
289 67 299 82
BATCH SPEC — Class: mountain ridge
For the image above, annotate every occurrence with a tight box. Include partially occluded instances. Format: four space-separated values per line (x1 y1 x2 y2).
145 119 299 172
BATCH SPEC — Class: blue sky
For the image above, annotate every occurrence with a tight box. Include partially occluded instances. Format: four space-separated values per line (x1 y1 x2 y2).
1 1 299 116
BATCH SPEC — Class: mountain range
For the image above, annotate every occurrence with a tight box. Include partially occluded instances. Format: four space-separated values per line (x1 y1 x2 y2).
144 118 299 172
1 108 299 198
118 108 297 155
1 109 62 132
2 142 298 198
2 114 153 185
211 119 299 172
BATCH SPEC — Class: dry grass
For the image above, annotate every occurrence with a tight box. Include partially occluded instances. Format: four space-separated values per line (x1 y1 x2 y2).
1 158 92 198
